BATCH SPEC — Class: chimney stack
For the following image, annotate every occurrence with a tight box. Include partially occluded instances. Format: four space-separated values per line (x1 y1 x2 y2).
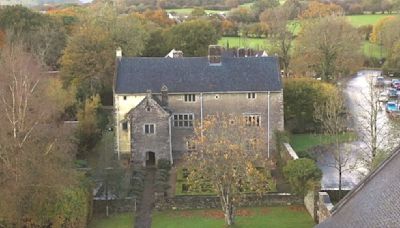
116 47 122 60
161 85 168 107
208 45 222 65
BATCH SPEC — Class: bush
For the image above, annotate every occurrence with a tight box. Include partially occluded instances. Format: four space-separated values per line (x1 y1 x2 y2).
157 159 171 170
283 158 322 197
284 78 338 133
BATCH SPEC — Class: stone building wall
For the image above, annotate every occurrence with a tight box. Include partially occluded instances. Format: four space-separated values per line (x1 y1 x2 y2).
128 97 171 165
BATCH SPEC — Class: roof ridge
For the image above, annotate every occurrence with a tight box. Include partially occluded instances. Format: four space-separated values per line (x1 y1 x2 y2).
329 146 400 215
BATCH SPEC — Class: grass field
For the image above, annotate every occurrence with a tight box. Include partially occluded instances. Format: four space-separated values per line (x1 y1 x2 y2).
153 206 314 228
218 36 270 49
346 14 399 27
363 41 387 59
290 132 357 153
88 213 134 228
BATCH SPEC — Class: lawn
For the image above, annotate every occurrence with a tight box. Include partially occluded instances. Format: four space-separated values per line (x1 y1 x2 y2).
152 206 315 228
88 213 134 228
363 41 387 59
218 36 270 49
346 14 399 27
290 132 357 153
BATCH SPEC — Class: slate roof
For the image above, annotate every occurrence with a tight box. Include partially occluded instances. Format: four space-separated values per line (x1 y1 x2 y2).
114 56 281 94
317 148 400 228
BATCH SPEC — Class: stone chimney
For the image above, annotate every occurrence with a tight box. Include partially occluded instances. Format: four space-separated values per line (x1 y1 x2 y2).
116 47 122 60
161 85 168 107
208 45 222 65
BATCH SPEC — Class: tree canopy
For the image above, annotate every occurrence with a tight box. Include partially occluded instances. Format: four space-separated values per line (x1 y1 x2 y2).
293 16 362 81
165 19 220 56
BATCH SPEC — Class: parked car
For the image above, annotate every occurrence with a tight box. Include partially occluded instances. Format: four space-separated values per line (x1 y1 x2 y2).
391 79 400 87
388 88 398 98
379 91 389 102
386 102 398 113
375 76 385 87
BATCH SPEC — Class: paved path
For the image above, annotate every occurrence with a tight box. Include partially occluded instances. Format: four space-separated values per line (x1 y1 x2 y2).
134 168 155 228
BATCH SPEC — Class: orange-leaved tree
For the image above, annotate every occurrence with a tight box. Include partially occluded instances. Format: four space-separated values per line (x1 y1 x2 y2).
184 114 275 226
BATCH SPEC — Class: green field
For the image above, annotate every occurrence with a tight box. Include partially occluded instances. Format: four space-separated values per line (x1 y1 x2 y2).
218 36 270 49
89 213 134 228
290 133 357 153
363 41 387 59
346 14 399 27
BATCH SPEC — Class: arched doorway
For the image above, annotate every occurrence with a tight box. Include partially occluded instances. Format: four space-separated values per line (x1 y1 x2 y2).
145 151 156 167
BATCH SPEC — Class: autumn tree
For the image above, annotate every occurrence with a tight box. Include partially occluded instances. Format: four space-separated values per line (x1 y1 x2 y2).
370 16 400 55
300 1 343 19
251 0 280 16
293 16 362 82
0 5 67 68
165 19 220 56
260 6 297 77
185 114 275 226
314 89 354 198
0 43 89 226
60 5 149 103
385 40 400 72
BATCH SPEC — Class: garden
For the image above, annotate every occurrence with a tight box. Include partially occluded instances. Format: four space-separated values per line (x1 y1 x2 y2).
89 206 314 228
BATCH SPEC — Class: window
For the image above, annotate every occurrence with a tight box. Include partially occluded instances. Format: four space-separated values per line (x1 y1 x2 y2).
184 94 196 102
144 124 155 134
122 122 128 131
123 96 127 100
247 93 256 99
173 114 194 128
187 140 196 152
243 114 261 127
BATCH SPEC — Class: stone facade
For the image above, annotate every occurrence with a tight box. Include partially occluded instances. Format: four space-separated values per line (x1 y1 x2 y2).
116 90 284 165
126 94 172 166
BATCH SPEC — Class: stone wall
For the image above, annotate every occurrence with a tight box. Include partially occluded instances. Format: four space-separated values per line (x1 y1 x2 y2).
93 198 137 215
280 143 299 166
318 192 334 223
154 193 303 211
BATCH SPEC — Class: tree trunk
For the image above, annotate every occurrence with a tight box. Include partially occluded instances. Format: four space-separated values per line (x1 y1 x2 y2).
223 202 235 226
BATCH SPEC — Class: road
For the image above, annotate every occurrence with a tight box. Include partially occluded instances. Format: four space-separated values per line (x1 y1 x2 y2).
318 70 400 190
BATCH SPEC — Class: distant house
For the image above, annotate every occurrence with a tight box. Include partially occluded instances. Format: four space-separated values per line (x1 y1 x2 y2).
317 147 400 227
113 46 284 166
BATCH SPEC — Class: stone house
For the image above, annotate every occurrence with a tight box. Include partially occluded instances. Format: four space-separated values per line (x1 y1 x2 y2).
113 46 284 166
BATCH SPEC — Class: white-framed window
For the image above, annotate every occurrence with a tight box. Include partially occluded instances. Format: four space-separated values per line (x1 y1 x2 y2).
173 114 194 128
247 93 256 99
144 124 155 134
243 114 261 127
184 94 196 102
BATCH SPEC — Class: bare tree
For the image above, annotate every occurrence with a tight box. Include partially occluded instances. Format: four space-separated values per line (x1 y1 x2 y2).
184 114 274 226
353 75 400 171
260 6 297 77
0 43 80 226
314 90 356 198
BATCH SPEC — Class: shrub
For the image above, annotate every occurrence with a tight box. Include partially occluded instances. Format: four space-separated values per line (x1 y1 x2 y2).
283 158 322 197
157 159 171 170
284 78 337 133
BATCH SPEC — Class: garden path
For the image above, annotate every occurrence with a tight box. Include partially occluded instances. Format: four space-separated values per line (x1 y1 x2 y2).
134 168 155 228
